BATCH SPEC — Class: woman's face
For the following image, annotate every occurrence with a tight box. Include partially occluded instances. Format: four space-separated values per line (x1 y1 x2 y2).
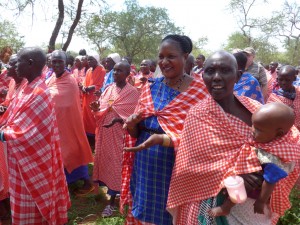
51 54 66 75
202 52 239 101
158 40 187 79
277 73 296 92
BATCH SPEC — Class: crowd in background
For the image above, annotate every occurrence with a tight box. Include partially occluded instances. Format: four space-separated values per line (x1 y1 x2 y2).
0 34 299 225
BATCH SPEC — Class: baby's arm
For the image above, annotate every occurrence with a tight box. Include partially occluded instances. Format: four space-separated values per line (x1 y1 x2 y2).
253 180 275 214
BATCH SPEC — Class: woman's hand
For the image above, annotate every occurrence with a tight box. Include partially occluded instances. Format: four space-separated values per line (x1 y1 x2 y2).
103 118 124 128
124 134 163 152
123 113 143 138
90 101 100 112
123 113 142 130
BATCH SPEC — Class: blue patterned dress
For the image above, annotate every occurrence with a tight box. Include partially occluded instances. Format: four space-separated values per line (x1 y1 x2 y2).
234 73 264 104
130 77 179 225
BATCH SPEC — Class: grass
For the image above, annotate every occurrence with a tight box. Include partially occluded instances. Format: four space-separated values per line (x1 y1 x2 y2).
66 163 125 225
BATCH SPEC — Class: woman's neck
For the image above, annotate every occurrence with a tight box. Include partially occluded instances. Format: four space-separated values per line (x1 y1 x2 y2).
216 94 236 114
116 81 126 89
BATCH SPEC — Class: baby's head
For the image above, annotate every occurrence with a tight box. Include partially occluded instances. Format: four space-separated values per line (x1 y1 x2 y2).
252 102 295 143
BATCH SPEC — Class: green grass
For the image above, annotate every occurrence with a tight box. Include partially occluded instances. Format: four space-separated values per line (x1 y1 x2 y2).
66 163 125 225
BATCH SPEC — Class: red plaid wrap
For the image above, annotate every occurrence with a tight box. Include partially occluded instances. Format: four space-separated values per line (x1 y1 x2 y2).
267 87 300 130
0 69 12 103
0 76 70 224
167 95 300 224
120 78 208 223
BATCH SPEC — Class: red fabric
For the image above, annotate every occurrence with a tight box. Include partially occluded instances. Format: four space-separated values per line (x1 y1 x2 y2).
133 72 153 90
46 71 93 173
167 95 300 224
0 79 26 201
0 143 8 201
72 67 86 84
0 70 11 103
167 96 260 222
82 66 106 134
93 83 139 191
0 76 70 224
266 71 277 101
120 78 208 219
268 87 300 130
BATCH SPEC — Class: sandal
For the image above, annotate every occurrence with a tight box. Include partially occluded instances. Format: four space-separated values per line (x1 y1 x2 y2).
101 205 116 217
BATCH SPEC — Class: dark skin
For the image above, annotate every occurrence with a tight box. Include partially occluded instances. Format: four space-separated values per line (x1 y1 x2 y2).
277 65 296 93
90 62 130 128
123 39 193 152
202 51 263 216
0 55 23 115
51 50 67 78
89 62 131 207
211 102 295 216
80 56 98 93
269 62 278 74
16 47 46 83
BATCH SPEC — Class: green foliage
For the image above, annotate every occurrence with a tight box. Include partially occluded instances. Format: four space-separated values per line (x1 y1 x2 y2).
277 188 300 225
0 20 25 52
79 0 181 64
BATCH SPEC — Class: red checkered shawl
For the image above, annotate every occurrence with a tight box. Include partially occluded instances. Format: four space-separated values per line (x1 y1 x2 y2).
95 83 140 123
167 95 300 220
0 69 12 103
267 87 300 130
0 76 70 224
120 78 208 214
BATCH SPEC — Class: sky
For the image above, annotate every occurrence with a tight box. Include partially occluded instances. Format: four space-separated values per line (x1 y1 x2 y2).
1 0 284 55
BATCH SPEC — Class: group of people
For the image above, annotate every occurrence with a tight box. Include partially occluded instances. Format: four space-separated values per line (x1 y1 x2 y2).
0 33 299 225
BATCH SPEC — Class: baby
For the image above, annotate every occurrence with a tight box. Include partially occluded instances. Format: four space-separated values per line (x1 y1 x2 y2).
209 102 296 217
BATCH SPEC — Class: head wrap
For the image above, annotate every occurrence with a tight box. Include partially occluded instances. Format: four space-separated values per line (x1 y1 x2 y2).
107 53 121 64
91 54 100 65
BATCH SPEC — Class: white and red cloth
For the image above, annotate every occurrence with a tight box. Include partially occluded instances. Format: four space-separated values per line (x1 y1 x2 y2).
0 76 70 224
93 83 139 191
120 78 208 223
0 69 11 103
268 87 300 130
167 95 300 225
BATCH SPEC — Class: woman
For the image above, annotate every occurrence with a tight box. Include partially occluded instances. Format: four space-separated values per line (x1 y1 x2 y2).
90 61 140 217
167 51 299 225
121 34 208 225
81 55 106 148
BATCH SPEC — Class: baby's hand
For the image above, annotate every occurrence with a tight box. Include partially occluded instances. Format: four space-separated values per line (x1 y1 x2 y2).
253 199 266 214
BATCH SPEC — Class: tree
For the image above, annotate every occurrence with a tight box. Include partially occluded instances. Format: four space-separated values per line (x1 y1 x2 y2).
80 0 181 63
0 20 25 52
228 0 268 46
263 1 300 65
0 0 102 52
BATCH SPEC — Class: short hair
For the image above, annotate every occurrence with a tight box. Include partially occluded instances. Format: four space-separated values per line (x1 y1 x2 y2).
197 54 206 61
233 52 247 72
79 49 87 56
161 34 193 54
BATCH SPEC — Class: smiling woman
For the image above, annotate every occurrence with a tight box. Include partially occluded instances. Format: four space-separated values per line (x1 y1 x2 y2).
121 34 208 225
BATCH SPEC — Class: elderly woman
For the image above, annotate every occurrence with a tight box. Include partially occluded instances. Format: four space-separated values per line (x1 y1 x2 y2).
121 34 208 225
167 51 300 225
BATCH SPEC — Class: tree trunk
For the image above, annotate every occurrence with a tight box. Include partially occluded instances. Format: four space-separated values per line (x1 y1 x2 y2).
48 0 64 52
62 0 84 51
